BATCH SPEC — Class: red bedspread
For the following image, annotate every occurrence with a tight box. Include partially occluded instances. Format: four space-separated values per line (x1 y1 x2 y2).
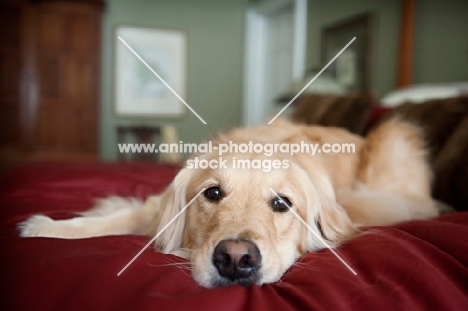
1 162 467 310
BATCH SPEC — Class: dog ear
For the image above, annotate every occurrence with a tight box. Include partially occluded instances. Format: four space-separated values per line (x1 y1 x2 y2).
301 169 359 251
153 168 192 254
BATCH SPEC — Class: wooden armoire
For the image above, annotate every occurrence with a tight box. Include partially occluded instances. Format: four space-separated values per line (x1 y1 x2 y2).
0 0 103 167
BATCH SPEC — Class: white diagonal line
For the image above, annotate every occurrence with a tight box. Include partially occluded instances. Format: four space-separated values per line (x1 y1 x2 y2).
117 187 207 276
268 188 357 276
268 37 356 124
118 36 207 125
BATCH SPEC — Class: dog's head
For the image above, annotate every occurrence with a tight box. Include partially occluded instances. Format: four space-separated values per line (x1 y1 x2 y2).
154 152 357 288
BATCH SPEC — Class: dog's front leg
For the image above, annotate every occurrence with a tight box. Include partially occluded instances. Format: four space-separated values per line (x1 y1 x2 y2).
19 197 160 239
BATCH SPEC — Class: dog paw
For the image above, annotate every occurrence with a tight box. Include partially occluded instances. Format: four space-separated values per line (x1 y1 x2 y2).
18 215 55 237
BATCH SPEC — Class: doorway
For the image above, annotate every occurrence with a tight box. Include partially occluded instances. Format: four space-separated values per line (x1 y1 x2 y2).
243 0 307 126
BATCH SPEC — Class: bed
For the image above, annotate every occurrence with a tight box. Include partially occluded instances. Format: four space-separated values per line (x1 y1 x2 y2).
1 161 467 310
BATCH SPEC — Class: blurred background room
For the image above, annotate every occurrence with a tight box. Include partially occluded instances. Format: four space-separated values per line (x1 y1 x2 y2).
1 0 467 168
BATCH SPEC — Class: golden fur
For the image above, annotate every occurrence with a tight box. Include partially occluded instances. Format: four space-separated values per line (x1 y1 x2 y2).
19 119 439 287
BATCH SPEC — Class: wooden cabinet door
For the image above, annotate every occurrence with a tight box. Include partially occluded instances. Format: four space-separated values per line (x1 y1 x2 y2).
0 0 103 165
35 1 101 154
0 1 24 149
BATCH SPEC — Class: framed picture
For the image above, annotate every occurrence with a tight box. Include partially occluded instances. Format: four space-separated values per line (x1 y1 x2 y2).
114 26 187 117
321 13 373 93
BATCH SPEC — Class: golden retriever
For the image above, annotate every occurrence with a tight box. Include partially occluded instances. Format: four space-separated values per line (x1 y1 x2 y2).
19 119 440 287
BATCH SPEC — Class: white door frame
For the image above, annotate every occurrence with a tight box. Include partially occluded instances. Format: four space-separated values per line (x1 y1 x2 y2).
243 0 307 126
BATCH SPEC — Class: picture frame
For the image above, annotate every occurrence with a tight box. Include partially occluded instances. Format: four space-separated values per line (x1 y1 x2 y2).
321 13 373 93
114 25 187 117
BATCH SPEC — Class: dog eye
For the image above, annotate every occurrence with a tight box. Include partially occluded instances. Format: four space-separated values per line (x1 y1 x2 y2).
271 196 291 212
204 186 223 202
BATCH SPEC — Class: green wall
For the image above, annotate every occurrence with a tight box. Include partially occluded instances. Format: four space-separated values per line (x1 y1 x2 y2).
414 0 468 83
306 0 402 97
100 0 249 160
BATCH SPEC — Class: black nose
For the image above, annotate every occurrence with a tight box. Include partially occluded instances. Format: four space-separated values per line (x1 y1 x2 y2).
212 239 261 283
